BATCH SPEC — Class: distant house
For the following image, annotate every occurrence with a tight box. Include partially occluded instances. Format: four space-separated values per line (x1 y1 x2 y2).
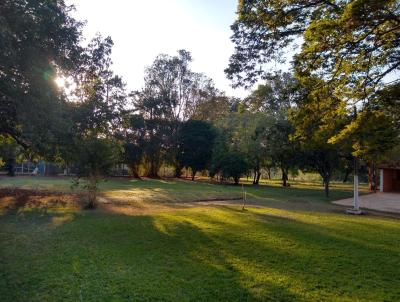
379 160 400 192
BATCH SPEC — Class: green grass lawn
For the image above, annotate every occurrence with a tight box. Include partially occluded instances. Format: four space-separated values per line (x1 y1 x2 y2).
0 176 364 205
1 206 399 301
1 176 397 301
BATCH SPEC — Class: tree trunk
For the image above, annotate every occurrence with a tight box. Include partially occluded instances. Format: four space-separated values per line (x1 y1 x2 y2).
174 165 182 178
253 169 261 185
266 167 271 180
86 176 98 209
6 158 16 176
281 168 288 187
129 164 142 180
368 162 377 192
234 176 240 185
324 176 330 198
148 159 159 178
191 170 196 181
256 172 261 184
343 169 350 183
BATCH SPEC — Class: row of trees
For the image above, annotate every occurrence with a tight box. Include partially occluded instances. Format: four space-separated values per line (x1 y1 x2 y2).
225 0 400 195
1 0 399 206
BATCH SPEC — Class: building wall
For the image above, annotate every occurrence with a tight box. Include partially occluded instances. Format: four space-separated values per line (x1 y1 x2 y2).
383 169 393 192
382 169 400 192
393 170 400 191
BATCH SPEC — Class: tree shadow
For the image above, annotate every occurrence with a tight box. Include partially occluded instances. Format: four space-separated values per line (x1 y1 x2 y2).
1 205 399 301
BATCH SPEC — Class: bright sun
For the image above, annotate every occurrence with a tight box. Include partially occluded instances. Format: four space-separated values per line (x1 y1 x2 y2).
55 76 66 88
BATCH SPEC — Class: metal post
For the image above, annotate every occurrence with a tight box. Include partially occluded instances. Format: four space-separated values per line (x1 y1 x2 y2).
353 174 359 211
347 157 362 215
242 184 246 210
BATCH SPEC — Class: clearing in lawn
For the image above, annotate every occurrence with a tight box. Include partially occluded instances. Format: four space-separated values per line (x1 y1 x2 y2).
0 177 398 301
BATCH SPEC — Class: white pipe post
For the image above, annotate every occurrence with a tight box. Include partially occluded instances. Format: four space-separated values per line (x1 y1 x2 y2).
380 169 384 192
353 174 359 211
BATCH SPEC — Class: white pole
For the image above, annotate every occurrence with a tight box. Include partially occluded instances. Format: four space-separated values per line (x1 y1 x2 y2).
380 169 384 192
353 174 359 210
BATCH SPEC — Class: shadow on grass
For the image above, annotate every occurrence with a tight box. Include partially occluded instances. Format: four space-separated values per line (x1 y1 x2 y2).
1 204 399 301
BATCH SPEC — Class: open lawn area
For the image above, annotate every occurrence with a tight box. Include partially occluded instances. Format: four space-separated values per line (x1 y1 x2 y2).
0 176 365 206
1 177 399 301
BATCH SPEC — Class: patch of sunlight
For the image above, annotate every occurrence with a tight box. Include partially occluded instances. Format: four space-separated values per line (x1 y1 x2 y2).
158 180 176 184
52 214 74 226
0 196 16 215
152 218 172 236
152 207 262 239
127 179 139 182
225 255 303 299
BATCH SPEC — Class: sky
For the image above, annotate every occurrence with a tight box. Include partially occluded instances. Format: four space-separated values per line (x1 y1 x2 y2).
67 0 250 97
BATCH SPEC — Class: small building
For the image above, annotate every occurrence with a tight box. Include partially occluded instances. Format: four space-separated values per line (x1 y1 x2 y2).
379 165 400 192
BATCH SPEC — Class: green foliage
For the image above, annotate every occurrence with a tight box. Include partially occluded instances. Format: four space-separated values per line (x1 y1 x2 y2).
178 120 216 180
129 50 224 177
0 136 21 176
211 143 249 185
72 35 127 136
73 137 119 178
227 0 400 97
123 107 169 177
289 81 346 196
123 143 143 179
244 72 301 113
329 109 399 162
191 96 234 122
220 150 249 185
264 118 299 187
375 82 400 131
243 72 302 186
227 1 399 184
0 0 82 148
142 49 218 122
72 137 120 208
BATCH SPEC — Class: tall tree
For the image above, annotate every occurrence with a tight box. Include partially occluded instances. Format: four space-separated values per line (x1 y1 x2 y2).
226 1 400 168
0 0 82 148
137 50 218 177
245 72 301 185
66 36 127 206
72 35 127 136
122 114 147 179
131 93 170 178
290 79 346 197
263 118 299 187
178 120 216 180
329 108 398 191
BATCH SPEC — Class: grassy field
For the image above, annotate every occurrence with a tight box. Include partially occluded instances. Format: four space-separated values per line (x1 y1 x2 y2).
1 176 398 301
0 176 364 205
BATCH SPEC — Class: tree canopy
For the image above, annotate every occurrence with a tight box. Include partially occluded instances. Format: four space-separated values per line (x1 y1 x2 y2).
0 0 82 148
226 0 400 97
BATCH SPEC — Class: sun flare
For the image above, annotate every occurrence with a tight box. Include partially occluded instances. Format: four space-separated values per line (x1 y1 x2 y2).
55 76 66 88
